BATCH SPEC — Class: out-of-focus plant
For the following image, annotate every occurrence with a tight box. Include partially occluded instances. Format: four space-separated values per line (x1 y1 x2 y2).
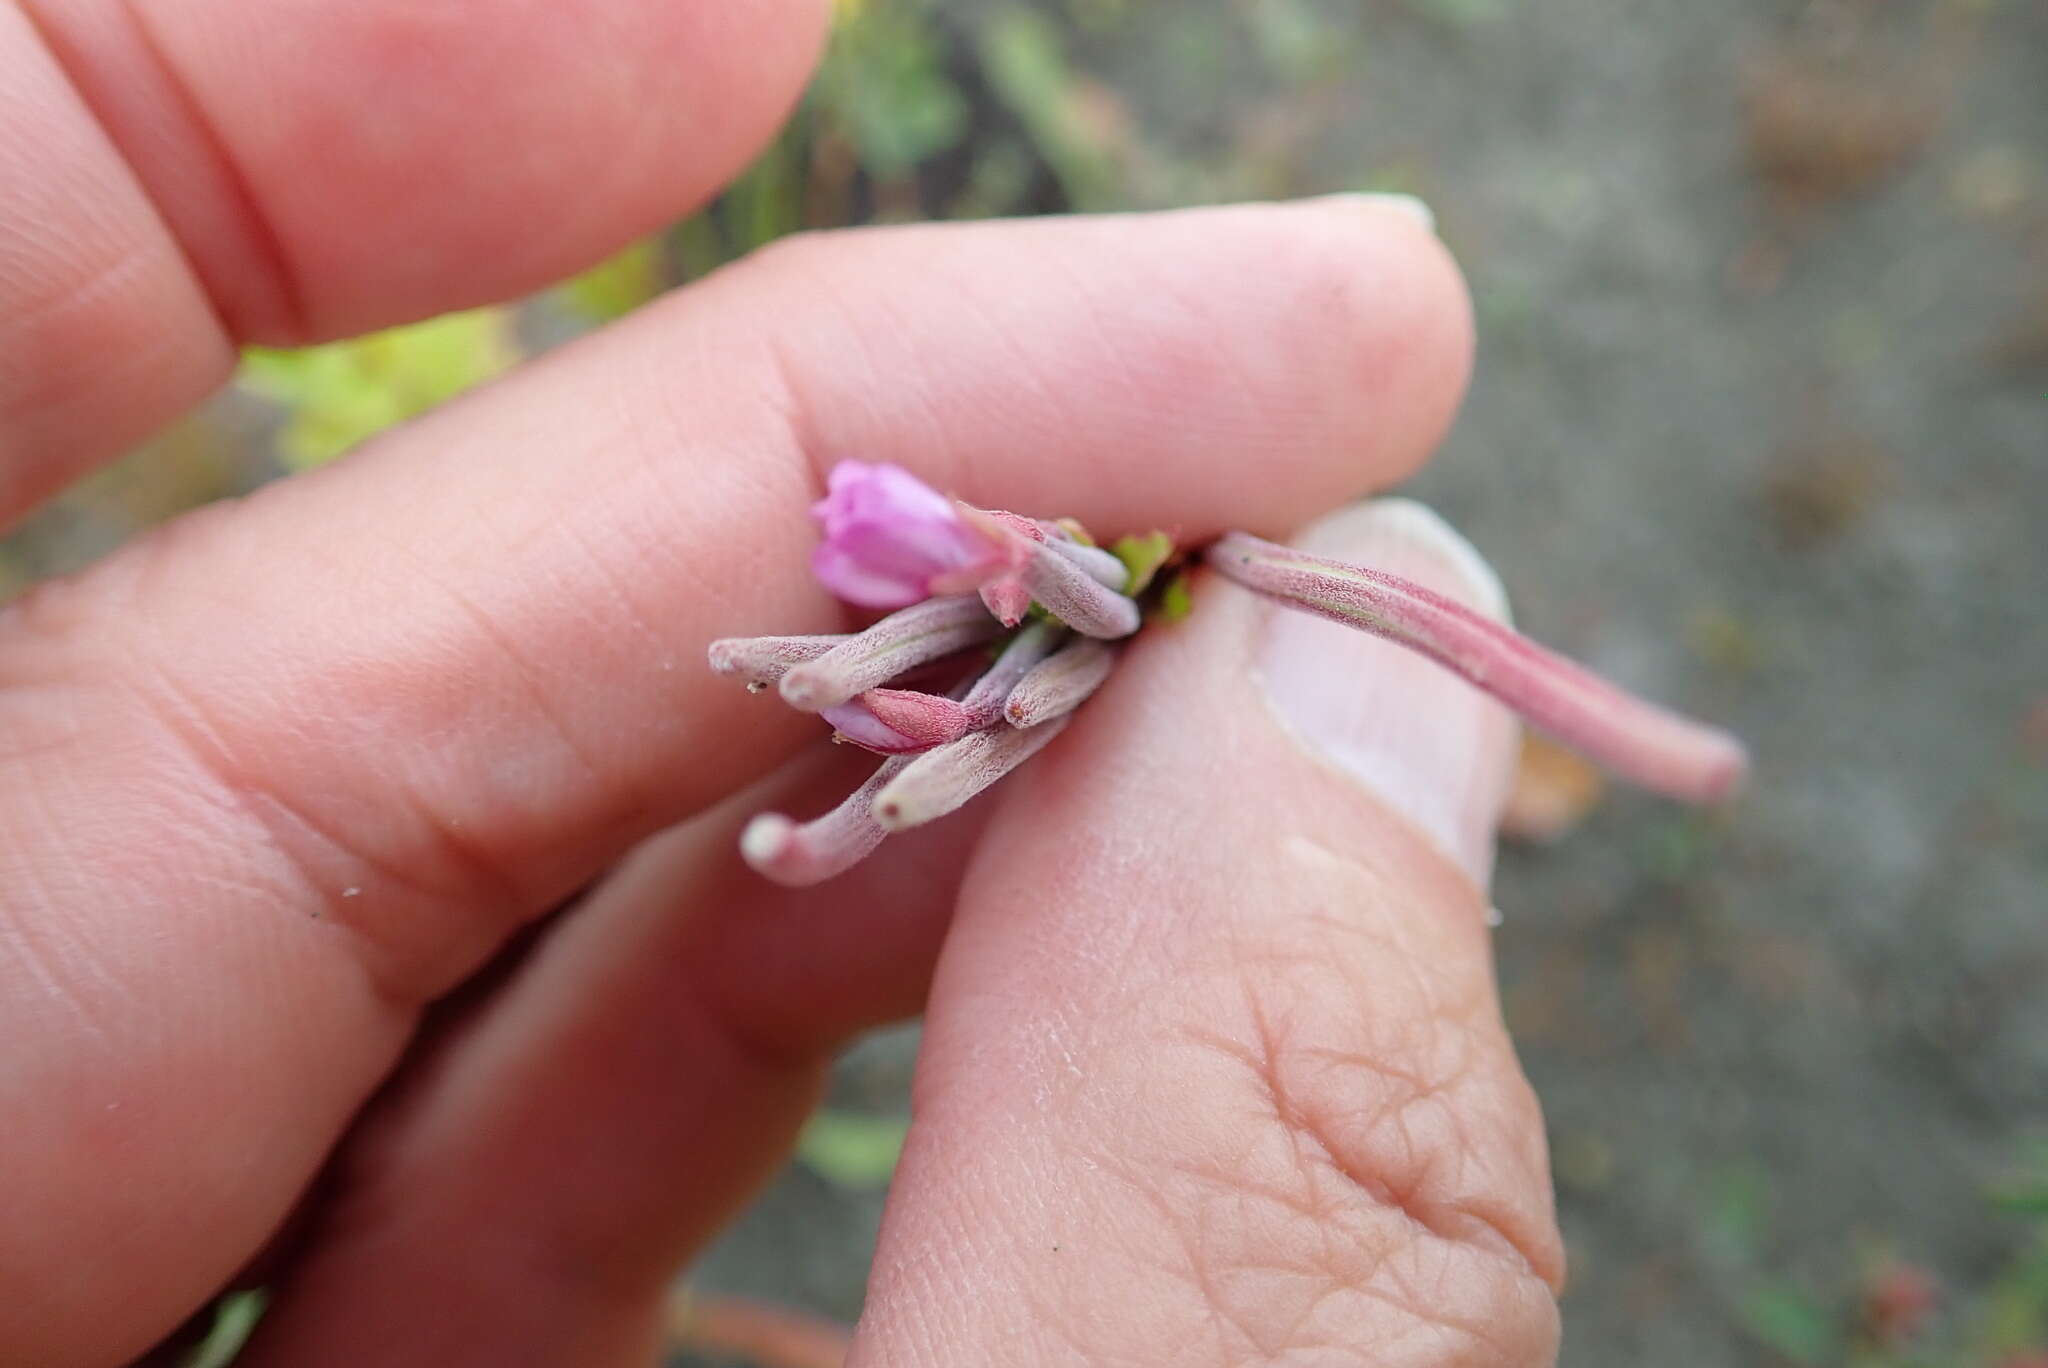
556 236 668 324
977 7 1123 210
1706 1143 2048 1367
794 1108 910 1190
233 0 997 473
237 309 521 471
179 1290 264 1368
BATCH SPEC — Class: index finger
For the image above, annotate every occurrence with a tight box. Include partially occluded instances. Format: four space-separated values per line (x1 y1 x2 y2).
1 0 827 517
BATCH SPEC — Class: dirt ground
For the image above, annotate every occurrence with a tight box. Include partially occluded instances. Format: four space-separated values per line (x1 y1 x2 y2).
686 2 2048 1364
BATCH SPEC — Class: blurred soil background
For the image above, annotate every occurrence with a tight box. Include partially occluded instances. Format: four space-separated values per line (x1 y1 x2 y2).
15 1 2041 1365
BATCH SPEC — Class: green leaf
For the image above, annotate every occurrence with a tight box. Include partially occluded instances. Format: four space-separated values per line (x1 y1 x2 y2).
181 1290 265 1368
1110 530 1175 595
1739 1285 1840 1365
1158 571 1195 622
238 309 521 470
797 1110 910 1190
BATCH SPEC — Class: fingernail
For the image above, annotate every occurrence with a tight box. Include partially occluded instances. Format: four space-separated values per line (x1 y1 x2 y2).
1254 499 1518 887
1314 191 1437 235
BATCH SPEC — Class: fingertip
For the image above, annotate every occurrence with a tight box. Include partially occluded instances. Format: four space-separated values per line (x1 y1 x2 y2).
127 0 834 338
741 196 1477 541
1282 195 1476 495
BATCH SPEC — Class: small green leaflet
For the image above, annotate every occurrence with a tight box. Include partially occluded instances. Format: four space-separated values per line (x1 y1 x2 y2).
1109 530 1174 594
796 1109 911 1190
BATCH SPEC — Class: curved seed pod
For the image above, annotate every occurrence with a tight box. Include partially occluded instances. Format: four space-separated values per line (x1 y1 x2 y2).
1209 532 1749 802
1015 539 1140 639
708 634 849 687
1042 538 1129 591
1003 638 1118 728
870 715 1073 833
779 596 1001 711
961 620 1064 711
740 757 912 886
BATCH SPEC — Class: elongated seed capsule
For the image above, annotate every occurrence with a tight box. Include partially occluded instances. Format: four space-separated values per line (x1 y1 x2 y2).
1016 539 1140 640
779 596 1002 712
708 634 849 686
740 756 912 887
1041 537 1129 591
963 620 1065 709
870 715 1073 832
1003 637 1117 728
1208 532 1749 803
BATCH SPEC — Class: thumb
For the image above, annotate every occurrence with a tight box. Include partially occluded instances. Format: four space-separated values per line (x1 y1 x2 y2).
849 501 1563 1366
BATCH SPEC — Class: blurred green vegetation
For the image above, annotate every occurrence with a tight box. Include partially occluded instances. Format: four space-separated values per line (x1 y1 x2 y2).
1699 1142 2048 1368
224 0 1139 477
794 1109 911 1190
210 0 1400 486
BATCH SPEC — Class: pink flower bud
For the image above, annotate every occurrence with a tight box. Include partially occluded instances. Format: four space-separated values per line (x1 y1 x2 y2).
820 698 934 754
810 461 1006 608
842 690 973 751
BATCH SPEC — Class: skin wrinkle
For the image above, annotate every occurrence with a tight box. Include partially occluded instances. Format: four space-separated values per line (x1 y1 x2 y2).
1047 987 1526 1365
1062 883 1556 1362
19 0 305 339
0 229 157 370
1253 957 1551 1285
747 233 962 478
115 647 491 982
88 535 540 1003
0 889 119 1053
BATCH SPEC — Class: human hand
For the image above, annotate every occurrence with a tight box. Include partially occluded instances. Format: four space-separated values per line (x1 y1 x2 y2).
0 1 1562 1364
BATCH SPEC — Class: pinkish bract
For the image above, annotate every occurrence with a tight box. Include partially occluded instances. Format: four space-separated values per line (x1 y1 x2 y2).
709 461 1749 886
